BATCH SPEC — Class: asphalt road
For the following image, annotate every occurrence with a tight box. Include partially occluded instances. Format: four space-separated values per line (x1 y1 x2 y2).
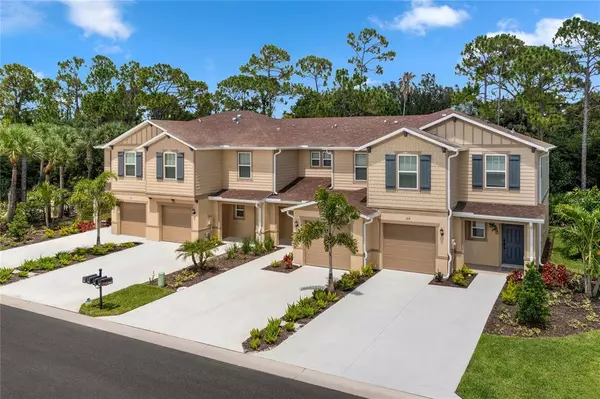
0 305 359 399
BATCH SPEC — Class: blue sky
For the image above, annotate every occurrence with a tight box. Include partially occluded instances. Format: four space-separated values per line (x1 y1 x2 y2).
2 0 599 114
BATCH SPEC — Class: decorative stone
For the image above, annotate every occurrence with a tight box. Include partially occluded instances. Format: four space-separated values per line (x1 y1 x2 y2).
177 287 187 292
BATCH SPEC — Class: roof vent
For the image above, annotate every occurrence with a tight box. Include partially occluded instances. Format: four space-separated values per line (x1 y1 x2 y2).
511 128 515 133
393 120 398 124
333 124 338 128
232 114 242 124
276 127 281 131
442 113 447 117
383 120 387 123
197 118 202 123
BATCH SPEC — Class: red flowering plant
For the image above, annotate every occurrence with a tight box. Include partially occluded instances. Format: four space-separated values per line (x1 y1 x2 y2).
283 252 294 269
77 220 96 232
541 262 570 288
506 269 524 283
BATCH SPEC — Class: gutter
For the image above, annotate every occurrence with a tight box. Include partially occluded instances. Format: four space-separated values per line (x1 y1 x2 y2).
446 150 460 278
207 197 262 205
324 150 334 189
273 149 282 194
256 202 263 241
538 149 550 265
451 212 544 225
360 212 381 266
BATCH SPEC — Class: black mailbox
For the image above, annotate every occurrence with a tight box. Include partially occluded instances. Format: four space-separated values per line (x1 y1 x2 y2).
82 268 113 310
98 277 113 286
91 276 104 285
83 274 98 283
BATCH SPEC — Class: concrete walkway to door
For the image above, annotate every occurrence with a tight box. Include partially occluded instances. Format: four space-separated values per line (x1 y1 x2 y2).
259 270 505 399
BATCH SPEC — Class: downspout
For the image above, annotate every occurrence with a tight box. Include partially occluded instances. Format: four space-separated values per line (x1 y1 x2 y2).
324 150 334 189
537 223 542 266
537 149 550 266
446 150 460 278
255 202 263 241
273 149 282 194
361 213 380 266
529 222 534 263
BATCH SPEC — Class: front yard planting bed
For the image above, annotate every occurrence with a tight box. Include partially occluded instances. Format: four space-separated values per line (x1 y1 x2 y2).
79 284 173 317
0 241 141 285
0 219 95 251
430 265 478 288
243 264 378 352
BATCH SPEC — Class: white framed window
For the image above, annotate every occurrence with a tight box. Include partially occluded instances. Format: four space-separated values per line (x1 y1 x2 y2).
125 151 136 177
471 221 486 239
485 154 507 188
164 152 177 180
234 205 245 220
238 152 252 179
322 152 332 168
398 154 418 189
310 151 321 167
354 153 367 181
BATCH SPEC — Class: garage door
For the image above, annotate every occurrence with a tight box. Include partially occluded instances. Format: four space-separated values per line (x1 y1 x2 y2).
383 224 435 274
305 226 351 270
161 205 191 243
120 202 146 237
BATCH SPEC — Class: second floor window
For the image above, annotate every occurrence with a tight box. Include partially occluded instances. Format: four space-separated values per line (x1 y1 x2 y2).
322 152 332 168
238 152 251 178
354 153 367 181
125 152 136 177
485 154 506 188
310 151 321 167
398 154 418 189
164 152 176 179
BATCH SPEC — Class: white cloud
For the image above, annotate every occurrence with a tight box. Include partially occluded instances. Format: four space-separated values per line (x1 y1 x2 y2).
94 43 123 54
61 0 132 40
496 18 518 31
366 77 381 86
34 70 45 79
370 0 470 35
488 14 583 46
0 1 44 33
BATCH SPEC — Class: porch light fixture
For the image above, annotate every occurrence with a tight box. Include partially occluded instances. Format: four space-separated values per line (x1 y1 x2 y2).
294 220 299 229
191 208 196 215
440 228 444 237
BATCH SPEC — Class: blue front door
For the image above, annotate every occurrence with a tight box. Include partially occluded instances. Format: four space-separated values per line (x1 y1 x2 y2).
502 224 524 265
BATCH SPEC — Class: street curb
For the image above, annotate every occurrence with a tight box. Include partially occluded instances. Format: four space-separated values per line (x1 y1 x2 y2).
1 294 423 399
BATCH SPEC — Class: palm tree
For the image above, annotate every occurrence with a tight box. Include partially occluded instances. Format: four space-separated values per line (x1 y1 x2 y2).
399 72 416 116
70 171 118 246
52 126 75 218
293 188 360 291
29 182 66 228
33 123 54 183
175 238 217 270
554 203 600 297
0 124 40 222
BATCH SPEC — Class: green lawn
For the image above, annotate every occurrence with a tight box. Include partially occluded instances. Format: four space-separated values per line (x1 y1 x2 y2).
457 331 600 399
550 233 585 273
79 284 173 317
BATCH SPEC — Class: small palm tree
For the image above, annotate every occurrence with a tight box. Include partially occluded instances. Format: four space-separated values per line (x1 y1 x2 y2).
29 182 67 228
175 238 217 270
0 124 40 222
293 188 360 291
399 72 416 116
52 126 75 218
70 171 118 246
554 203 600 297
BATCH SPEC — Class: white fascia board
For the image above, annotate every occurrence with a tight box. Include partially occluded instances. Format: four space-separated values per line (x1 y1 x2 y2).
453 212 544 224
264 199 303 205
360 211 381 220
98 120 167 149
355 127 460 152
207 197 262 204
281 201 317 212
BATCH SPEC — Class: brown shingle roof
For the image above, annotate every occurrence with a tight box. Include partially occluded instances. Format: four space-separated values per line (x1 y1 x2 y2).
270 177 331 202
453 201 545 220
332 188 378 216
210 189 271 202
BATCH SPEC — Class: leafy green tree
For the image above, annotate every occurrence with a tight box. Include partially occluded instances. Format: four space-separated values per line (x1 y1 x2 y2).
116 61 144 125
29 182 67 228
0 124 40 222
175 238 218 270
347 28 396 81
215 75 261 112
70 171 118 246
516 262 550 325
295 56 333 93
399 72 416 115
292 188 360 291
35 78 62 123
56 57 87 120
82 55 119 124
0 63 40 123
52 126 76 218
554 17 600 189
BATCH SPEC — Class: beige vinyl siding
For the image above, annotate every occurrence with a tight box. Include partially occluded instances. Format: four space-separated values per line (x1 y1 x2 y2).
450 155 458 208
104 149 111 172
276 150 298 191
195 150 222 196
146 136 195 197
368 135 447 211
426 119 516 146
333 151 367 190
222 150 274 191
110 145 146 193
120 124 161 145
298 150 331 178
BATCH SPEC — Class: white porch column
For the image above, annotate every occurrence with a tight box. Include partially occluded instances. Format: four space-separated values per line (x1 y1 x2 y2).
528 222 534 263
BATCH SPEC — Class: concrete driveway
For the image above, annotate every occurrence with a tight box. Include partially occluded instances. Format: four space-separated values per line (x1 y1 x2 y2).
108 248 345 352
0 229 226 311
259 270 505 399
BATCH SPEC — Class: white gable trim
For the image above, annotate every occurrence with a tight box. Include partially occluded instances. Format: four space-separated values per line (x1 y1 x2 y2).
419 113 548 151
355 127 461 152
96 120 168 149
135 131 198 150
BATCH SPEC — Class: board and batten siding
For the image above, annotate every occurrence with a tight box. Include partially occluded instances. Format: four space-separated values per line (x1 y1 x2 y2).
298 150 331 178
146 136 195 197
425 119 516 146
276 150 299 191
195 150 222 196
368 135 447 211
333 150 367 190
222 150 274 191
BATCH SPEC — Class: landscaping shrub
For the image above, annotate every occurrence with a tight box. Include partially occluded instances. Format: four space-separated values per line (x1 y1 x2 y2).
283 252 293 268
297 296 318 318
77 220 95 233
264 236 275 251
452 272 468 287
507 269 524 283
209 234 222 247
90 245 109 256
20 198 45 224
316 298 327 309
433 271 444 282
249 337 261 350
19 259 39 272
312 288 327 302
541 262 570 287
225 243 239 260
250 328 262 339
241 237 253 254
56 252 72 266
251 238 265 256
262 318 281 344
6 205 29 239
335 271 359 291
71 254 86 262
285 321 295 332
283 303 302 322
458 264 476 276
18 271 29 278
270 260 281 268
58 224 79 237
44 228 56 239
567 273 585 293
325 291 340 302
37 256 58 271
175 238 217 270
516 262 550 326
0 267 14 284
501 280 519 305
102 243 117 252
360 263 375 278
118 242 136 249
72 247 90 256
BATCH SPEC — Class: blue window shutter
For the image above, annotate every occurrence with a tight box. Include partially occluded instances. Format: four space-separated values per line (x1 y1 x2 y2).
420 154 431 191
117 152 124 177
136 152 143 178
385 154 396 189
509 154 520 190
156 152 163 180
472 154 483 188
177 152 184 180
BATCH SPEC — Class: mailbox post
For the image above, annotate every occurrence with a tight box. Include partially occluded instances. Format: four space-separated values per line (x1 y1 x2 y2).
82 268 113 309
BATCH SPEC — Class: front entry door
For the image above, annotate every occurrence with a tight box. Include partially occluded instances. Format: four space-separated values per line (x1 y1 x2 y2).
502 224 524 265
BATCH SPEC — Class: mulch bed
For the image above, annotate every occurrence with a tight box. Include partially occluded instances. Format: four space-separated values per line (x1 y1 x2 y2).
262 262 302 274
242 270 378 352
429 273 478 288
149 249 280 290
484 283 600 338
0 218 81 251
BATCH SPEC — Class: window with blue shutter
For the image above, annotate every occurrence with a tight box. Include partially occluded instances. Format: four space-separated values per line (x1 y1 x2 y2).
117 152 124 177
509 154 520 190
472 154 483 189
385 154 396 189
420 154 431 191
156 152 163 180
136 152 143 178
177 152 184 180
